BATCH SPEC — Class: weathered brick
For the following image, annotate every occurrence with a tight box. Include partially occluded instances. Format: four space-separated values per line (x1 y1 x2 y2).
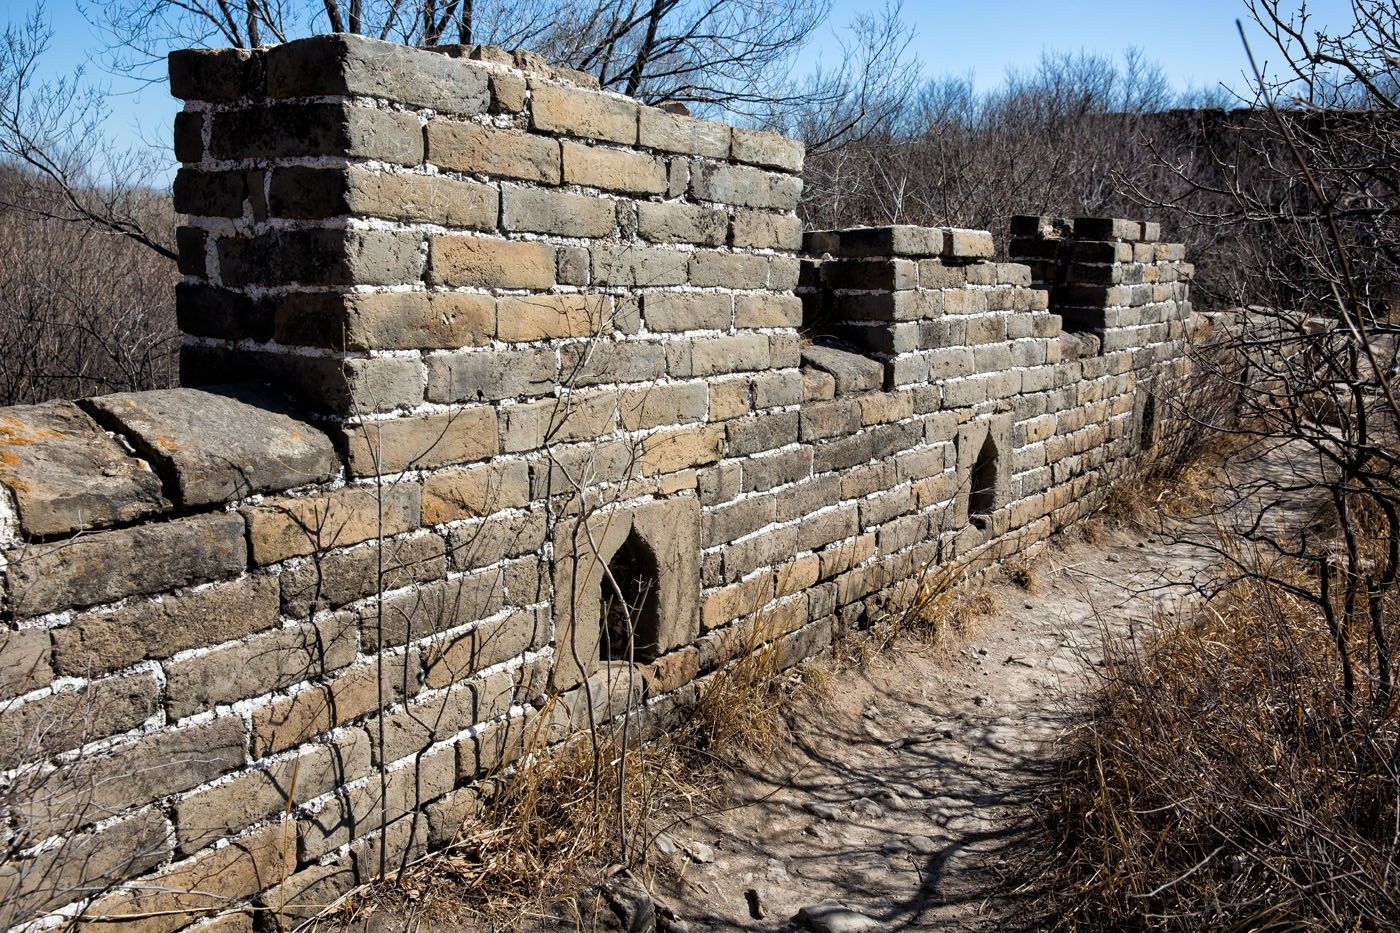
642 292 732 332
502 185 615 237
0 628 51 700
242 483 421 565
54 576 279 677
689 250 769 288
448 509 546 570
690 334 771 375
423 608 544 688
730 127 804 173
428 235 555 288
690 161 801 210
500 392 617 453
218 228 422 288
164 614 360 720
169 47 263 102
339 407 499 475
264 34 490 114
562 142 666 194
638 107 730 157
0 671 159 767
426 346 557 403
173 168 253 217
558 338 667 386
422 460 531 524
81 822 295 933
497 294 613 342
638 424 724 475
280 533 445 617
591 243 688 287
734 293 802 328
637 202 726 245
5 514 246 618
269 166 498 230
277 291 496 352
731 210 802 250
85 387 341 509
209 104 422 164
530 81 637 143
174 730 370 853
250 655 419 757
427 120 561 183
619 383 709 430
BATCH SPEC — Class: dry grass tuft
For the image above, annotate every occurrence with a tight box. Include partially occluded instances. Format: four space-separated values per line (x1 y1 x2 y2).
1002 555 1041 594
1038 553 1400 930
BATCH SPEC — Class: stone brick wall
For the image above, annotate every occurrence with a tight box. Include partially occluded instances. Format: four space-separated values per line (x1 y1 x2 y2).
0 34 1195 933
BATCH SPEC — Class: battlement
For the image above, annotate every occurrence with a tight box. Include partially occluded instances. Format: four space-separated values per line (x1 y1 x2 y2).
0 34 1198 932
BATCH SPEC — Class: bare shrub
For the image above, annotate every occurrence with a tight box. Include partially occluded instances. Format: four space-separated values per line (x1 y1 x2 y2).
1042 540 1400 929
0 168 177 405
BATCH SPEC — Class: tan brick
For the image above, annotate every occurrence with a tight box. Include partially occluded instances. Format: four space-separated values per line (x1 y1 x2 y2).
5 514 247 618
426 120 560 183
423 608 544 688
0 628 51 700
700 572 774 630
689 250 769 288
344 166 497 229
497 294 613 342
619 382 709 430
730 127 804 172
250 653 419 757
422 459 531 524
639 424 724 475
707 377 750 421
690 161 801 210
641 292 731 332
639 645 699 696
502 185 615 237
734 293 802 328
591 243 689 287
25 716 247 839
164 613 360 719
243 483 421 565
562 142 666 194
429 235 556 288
530 81 637 143
279 532 445 617
0 670 159 768
0 806 169 929
690 333 770 375
277 291 496 352
637 107 730 158
731 210 802 250
340 407 499 475
637 201 726 245
500 392 617 452
174 730 371 853
54 576 280 677
82 824 296 933
859 390 915 425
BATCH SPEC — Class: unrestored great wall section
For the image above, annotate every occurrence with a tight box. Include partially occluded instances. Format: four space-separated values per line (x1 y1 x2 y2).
0 35 1195 932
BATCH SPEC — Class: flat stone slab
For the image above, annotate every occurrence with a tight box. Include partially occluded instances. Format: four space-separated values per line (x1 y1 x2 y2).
84 387 340 508
0 401 169 537
801 345 886 395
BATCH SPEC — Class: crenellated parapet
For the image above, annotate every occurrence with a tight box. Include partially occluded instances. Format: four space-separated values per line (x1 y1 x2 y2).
0 35 1202 933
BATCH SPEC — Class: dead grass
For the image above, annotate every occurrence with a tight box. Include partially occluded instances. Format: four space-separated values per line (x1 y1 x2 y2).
1037 553 1400 930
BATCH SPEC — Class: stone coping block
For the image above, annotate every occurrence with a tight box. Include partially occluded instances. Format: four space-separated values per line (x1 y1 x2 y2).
0 401 169 538
804 225 995 260
800 345 886 395
85 387 341 509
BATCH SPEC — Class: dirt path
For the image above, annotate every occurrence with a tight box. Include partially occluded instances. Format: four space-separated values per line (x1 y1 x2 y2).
646 518 1220 932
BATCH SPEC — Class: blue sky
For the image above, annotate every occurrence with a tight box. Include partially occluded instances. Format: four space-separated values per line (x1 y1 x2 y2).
8 0 1361 176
